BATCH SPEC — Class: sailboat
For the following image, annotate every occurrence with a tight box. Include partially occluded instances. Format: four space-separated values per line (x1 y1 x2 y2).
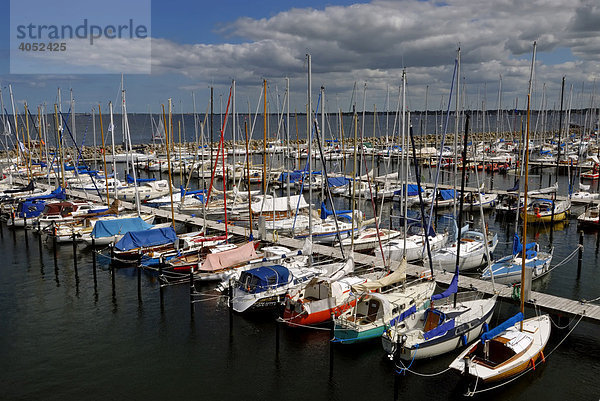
383 108 498 361
450 42 551 384
333 268 436 344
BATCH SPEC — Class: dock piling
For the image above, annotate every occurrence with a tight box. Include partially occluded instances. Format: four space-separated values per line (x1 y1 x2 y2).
577 231 584 278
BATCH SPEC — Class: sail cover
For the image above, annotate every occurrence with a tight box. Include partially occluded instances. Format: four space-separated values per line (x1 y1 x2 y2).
352 258 406 292
251 194 308 213
480 312 523 343
115 227 177 251
200 242 258 272
26 187 65 201
92 217 153 239
431 271 458 301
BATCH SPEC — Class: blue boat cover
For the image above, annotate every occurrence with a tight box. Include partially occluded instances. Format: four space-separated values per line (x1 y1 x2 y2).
17 200 46 218
439 189 456 201
480 312 523 343
26 187 65 201
431 271 458 301
389 305 417 327
115 226 177 251
320 202 352 220
180 186 205 196
127 174 156 184
328 177 349 187
92 217 153 239
512 234 536 255
394 184 424 197
239 265 290 294
423 318 455 340
279 170 306 184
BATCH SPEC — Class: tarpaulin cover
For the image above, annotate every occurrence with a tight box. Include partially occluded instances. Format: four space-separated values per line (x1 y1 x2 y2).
17 200 46 218
431 272 458 301
239 265 290 294
327 177 349 187
480 312 523 343
423 318 456 340
278 170 306 184
115 226 177 251
92 217 153 239
200 242 258 272
439 189 456 201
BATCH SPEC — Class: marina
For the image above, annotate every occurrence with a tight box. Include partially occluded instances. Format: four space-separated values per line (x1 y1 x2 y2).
4 2 600 398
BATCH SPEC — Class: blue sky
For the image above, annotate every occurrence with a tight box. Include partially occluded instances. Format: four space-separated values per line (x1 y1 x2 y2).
0 0 597 113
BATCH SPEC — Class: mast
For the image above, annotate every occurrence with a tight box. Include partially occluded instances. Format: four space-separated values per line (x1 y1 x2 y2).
453 48 461 218
402 71 408 257
109 102 117 199
263 79 267 194
245 121 253 240
122 89 141 215
286 78 291 209
70 89 76 148
164 101 176 229
54 104 66 190
232 80 236 179
98 105 110 205
321 85 325 203
520 41 536 331
307 53 313 242
9 85 20 170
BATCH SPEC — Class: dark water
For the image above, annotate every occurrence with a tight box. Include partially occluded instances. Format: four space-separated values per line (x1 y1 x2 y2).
2 158 600 399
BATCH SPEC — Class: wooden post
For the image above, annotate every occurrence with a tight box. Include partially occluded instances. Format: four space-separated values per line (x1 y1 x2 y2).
137 250 142 302
72 232 77 271
329 313 335 376
189 269 194 319
228 279 233 333
577 231 584 278
275 313 280 357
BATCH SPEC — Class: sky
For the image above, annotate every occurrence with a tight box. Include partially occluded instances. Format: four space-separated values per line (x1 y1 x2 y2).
1 0 599 114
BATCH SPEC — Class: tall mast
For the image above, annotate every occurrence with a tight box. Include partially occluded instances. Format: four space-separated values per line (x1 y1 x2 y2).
263 79 267 194
165 100 176 228
307 53 313 242
98 105 110 205
109 102 117 198
453 48 461 218
520 41 536 331
402 71 408 257
321 85 325 202
232 80 236 180
122 89 141 215
70 88 76 148
9 85 20 168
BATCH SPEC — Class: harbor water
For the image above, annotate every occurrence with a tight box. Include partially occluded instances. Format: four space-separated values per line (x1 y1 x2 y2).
1 163 600 400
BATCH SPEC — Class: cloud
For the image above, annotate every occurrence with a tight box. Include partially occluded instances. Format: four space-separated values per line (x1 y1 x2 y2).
5 0 600 112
